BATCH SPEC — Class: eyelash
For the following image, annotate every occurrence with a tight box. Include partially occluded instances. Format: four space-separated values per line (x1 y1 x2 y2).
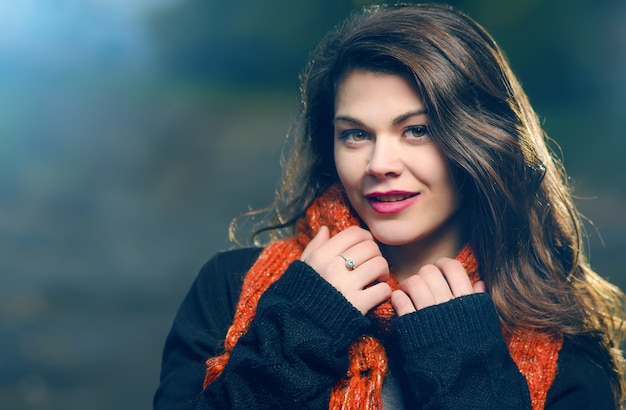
405 125 429 140
339 129 369 142
338 125 431 144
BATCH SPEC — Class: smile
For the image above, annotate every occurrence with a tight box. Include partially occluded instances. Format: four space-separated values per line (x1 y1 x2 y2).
366 192 420 214
371 193 417 202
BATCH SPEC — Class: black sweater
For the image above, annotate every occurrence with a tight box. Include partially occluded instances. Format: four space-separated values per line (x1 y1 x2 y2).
154 248 616 409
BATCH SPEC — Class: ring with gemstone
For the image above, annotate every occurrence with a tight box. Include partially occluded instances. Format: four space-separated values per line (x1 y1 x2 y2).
339 254 357 270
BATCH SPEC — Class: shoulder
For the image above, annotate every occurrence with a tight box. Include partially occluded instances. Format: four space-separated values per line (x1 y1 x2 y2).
199 247 264 278
195 247 264 292
546 335 617 409
191 247 263 309
172 247 264 335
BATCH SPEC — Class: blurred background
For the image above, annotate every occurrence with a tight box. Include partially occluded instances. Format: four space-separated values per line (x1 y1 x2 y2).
0 0 624 408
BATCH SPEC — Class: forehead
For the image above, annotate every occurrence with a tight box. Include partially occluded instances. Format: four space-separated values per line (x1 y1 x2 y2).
334 70 425 119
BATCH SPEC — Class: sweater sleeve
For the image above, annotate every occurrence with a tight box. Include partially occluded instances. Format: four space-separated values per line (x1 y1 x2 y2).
393 293 532 409
195 260 370 409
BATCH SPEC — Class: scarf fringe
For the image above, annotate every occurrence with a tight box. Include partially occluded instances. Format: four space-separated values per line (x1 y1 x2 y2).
330 335 388 410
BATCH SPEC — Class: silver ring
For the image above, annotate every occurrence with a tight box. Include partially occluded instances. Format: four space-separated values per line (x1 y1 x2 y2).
339 254 357 270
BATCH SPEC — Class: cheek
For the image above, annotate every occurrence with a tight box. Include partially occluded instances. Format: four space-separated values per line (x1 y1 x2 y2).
334 154 365 210
335 163 355 192
334 149 353 185
439 168 462 208
419 150 460 202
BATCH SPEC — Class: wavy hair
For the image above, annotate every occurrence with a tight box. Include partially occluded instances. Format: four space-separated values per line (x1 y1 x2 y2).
231 3 626 403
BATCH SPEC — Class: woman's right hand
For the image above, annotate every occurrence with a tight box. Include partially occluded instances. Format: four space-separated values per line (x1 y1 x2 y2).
300 225 391 315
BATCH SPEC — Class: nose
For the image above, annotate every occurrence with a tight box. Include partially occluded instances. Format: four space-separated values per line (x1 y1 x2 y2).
365 139 403 178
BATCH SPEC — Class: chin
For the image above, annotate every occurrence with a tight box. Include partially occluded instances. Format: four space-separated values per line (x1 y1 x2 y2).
369 230 420 247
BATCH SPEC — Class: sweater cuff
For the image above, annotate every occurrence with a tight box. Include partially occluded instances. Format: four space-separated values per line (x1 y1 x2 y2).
393 293 502 353
267 260 370 344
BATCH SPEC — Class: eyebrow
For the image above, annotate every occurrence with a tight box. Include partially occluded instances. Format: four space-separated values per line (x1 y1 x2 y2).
333 109 428 126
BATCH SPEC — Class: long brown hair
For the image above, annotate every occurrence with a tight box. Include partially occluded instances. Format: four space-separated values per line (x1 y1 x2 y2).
232 3 626 403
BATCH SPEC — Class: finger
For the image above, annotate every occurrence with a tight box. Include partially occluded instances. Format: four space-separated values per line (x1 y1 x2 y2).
300 225 330 261
328 225 374 254
303 226 373 269
417 264 453 304
400 274 436 310
391 289 415 316
473 280 486 293
434 258 474 297
341 239 383 271
351 256 389 289
356 282 392 314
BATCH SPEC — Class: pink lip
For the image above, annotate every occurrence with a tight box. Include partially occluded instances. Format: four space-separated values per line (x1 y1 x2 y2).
365 190 420 214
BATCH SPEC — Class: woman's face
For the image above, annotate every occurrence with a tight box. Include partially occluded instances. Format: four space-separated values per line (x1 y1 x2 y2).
333 69 462 254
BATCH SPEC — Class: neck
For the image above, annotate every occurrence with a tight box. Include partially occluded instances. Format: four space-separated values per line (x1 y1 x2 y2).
381 210 467 282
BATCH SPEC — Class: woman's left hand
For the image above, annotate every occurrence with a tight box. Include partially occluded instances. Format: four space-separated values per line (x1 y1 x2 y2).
391 258 485 317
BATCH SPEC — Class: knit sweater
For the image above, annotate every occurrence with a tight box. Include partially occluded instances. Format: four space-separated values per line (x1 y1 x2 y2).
154 247 616 409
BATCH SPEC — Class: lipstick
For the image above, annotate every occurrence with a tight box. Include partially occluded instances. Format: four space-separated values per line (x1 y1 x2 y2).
365 191 419 214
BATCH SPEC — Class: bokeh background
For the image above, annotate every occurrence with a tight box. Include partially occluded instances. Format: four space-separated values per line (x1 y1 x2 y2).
1 0 624 408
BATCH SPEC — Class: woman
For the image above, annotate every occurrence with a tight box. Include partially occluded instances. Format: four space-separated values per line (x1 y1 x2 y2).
154 4 626 409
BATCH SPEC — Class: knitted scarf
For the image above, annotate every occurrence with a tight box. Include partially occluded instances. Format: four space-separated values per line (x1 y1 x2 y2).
203 185 563 409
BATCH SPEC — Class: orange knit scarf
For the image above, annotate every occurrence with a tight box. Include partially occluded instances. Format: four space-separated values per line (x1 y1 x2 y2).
203 185 563 409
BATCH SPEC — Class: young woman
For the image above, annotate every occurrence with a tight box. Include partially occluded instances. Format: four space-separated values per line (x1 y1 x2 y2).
154 4 626 409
